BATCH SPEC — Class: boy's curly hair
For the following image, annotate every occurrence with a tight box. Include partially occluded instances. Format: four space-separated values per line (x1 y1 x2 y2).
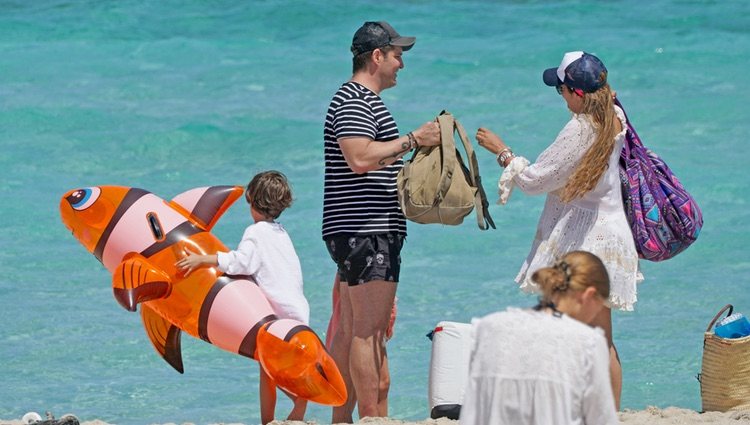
245 171 293 219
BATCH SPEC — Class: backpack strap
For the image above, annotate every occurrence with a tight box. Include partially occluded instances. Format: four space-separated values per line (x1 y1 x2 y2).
434 113 458 206
453 117 496 230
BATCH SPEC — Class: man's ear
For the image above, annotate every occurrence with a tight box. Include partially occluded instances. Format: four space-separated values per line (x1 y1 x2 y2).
372 48 384 64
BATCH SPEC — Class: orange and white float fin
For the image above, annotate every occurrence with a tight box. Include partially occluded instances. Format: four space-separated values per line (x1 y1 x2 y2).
169 185 245 231
141 304 184 374
257 319 347 406
112 253 172 312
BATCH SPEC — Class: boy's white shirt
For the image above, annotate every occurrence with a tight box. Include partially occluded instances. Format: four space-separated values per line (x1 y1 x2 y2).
216 220 309 324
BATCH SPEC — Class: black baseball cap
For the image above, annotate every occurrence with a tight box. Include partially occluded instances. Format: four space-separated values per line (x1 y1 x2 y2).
543 51 608 93
350 21 416 56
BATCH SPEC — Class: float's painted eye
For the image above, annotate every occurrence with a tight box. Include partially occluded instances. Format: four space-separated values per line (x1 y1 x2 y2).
66 187 101 211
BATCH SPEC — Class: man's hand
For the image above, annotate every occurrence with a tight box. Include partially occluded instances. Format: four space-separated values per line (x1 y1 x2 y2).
413 121 440 147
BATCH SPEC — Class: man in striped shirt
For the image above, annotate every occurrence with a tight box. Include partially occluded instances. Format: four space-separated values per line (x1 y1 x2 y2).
322 21 440 423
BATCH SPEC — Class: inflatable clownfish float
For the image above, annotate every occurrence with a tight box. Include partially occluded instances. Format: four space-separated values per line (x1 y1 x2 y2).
59 185 346 406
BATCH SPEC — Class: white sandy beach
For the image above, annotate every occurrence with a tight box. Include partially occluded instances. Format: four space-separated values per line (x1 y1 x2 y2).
4 408 750 425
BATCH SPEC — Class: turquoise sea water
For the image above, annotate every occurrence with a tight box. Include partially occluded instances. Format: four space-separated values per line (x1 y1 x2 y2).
1 1 749 423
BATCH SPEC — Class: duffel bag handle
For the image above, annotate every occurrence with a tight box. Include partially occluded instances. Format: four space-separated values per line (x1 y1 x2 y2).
706 304 734 332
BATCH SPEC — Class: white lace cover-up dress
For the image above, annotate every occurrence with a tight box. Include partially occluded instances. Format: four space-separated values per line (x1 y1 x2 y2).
499 106 642 311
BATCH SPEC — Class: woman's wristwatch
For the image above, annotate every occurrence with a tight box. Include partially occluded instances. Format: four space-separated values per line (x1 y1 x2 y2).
496 148 515 167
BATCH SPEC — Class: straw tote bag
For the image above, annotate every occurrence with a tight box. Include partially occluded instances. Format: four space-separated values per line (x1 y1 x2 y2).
699 304 750 412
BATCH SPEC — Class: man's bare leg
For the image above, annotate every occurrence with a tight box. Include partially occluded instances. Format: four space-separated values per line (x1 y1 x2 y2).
349 280 397 419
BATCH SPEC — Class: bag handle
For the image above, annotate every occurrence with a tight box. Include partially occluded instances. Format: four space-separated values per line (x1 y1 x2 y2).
614 97 645 157
452 117 495 230
614 97 631 158
706 304 734 332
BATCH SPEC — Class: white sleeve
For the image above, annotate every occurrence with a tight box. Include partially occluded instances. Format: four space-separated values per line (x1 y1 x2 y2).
216 227 261 276
498 117 592 203
582 333 619 425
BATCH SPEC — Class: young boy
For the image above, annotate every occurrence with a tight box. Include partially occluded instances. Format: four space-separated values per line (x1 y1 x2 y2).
175 170 309 425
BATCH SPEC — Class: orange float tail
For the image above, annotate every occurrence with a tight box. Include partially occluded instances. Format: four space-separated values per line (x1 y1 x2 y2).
256 319 347 406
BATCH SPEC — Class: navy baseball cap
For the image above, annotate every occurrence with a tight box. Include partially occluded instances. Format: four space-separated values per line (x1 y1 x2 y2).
543 51 608 93
350 21 415 56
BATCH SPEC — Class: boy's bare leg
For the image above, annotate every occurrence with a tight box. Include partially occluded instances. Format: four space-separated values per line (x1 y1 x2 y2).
377 351 390 416
331 276 356 423
259 367 276 425
284 390 307 421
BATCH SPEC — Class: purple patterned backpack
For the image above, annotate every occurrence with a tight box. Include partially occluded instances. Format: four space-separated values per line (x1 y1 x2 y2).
616 98 703 261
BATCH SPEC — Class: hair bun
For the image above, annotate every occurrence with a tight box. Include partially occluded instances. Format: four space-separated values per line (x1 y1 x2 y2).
553 260 572 290
531 265 568 298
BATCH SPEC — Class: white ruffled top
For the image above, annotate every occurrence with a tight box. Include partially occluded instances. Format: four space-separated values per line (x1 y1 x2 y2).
459 308 619 425
498 106 642 311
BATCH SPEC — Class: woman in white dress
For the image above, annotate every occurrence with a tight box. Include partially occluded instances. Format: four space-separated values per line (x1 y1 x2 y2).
475 51 641 408
459 251 619 425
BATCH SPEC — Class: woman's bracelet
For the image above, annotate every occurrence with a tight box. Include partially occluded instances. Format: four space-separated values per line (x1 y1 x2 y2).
496 148 515 167
407 132 419 150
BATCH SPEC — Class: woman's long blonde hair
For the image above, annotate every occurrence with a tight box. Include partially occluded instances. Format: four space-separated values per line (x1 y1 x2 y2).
560 82 620 202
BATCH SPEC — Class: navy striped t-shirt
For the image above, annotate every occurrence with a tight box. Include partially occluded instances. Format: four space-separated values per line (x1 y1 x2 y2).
322 81 406 238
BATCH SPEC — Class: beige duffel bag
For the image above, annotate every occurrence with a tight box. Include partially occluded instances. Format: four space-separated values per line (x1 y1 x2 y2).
397 111 494 230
